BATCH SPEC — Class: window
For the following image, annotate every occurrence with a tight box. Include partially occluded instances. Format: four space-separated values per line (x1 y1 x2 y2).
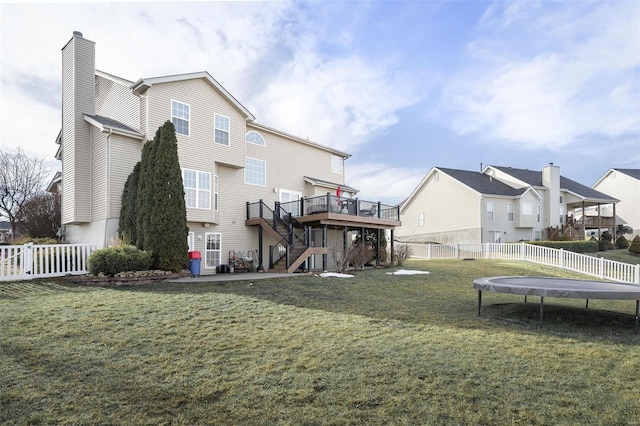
171 100 190 136
507 203 514 221
182 169 211 209
331 155 343 174
418 212 425 227
187 232 195 252
205 233 221 269
537 203 541 222
489 231 501 243
534 230 541 241
487 202 494 221
559 195 564 204
245 157 266 186
214 175 219 211
559 205 565 224
522 202 532 215
246 130 265 146
214 114 230 145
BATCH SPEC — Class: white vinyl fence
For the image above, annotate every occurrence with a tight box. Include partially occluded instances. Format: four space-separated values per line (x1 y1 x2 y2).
406 242 640 285
0 243 101 281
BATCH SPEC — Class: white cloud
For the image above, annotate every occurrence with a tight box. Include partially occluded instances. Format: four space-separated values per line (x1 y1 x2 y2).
347 163 425 205
0 1 422 167
440 1 640 150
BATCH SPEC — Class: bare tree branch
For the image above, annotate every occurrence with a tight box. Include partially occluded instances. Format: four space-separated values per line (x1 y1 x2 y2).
0 148 51 236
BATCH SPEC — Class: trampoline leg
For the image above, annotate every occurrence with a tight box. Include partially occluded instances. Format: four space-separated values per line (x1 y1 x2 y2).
478 290 482 317
539 297 544 328
524 295 527 303
635 300 639 335
585 299 589 309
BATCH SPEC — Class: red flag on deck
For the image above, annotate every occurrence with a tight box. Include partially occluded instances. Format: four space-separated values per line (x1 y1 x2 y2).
336 185 342 198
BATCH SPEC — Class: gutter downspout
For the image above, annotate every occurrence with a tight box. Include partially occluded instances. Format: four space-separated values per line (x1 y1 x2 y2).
104 128 113 247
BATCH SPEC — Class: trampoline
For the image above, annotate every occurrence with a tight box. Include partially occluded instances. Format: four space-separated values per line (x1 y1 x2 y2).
473 276 640 334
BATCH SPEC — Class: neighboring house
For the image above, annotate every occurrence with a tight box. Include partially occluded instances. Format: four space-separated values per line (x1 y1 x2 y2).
57 31 400 273
0 221 13 243
592 169 640 237
397 164 617 244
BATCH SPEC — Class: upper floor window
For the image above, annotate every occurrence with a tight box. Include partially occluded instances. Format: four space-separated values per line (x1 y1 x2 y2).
214 114 230 145
331 155 343 174
418 212 425 227
246 130 265 146
559 195 564 204
487 202 494 221
507 203 514 221
537 203 541 222
245 157 266 186
172 100 190 136
182 168 210 209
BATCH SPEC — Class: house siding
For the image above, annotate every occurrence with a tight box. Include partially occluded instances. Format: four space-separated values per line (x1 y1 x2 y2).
108 134 142 218
95 74 139 131
61 33 95 224
90 127 107 220
398 170 482 244
593 171 640 235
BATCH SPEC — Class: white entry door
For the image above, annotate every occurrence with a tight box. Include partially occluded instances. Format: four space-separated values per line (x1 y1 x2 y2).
279 189 302 216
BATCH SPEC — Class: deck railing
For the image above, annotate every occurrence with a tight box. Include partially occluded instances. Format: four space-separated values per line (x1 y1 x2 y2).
250 195 400 222
0 243 101 281
406 242 640 284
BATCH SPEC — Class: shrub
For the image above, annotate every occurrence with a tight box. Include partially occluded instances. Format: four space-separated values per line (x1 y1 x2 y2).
88 245 152 276
629 235 640 255
615 235 629 250
393 244 413 266
528 240 598 254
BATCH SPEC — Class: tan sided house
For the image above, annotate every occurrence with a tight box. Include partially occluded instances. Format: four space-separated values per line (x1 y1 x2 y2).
591 169 640 237
397 164 617 245
57 32 400 273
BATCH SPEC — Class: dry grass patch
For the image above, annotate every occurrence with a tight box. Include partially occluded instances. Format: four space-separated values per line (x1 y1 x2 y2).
2 259 639 425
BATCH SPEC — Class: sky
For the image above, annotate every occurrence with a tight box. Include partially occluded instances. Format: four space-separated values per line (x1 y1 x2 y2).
1 0 639 205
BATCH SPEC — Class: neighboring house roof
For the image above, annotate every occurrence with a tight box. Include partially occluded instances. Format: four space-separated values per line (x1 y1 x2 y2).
438 167 528 197
593 168 640 187
47 171 62 193
130 71 256 121
83 114 145 139
491 165 616 202
615 169 640 180
304 177 358 195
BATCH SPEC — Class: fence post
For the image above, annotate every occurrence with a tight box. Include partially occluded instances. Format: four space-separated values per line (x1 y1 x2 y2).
456 244 459 259
559 248 564 269
23 243 33 275
635 264 640 284
485 242 490 259
428 243 431 259
599 257 604 279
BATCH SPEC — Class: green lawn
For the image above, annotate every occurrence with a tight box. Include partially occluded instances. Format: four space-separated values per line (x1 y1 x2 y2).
595 248 640 265
2 259 639 425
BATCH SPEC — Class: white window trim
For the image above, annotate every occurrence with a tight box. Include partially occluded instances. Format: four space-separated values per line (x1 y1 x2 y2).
245 157 267 187
487 202 494 221
246 130 266 147
214 174 219 212
507 203 514 221
187 232 195 252
204 232 222 269
171 99 190 136
182 168 211 210
331 155 343 174
214 113 230 146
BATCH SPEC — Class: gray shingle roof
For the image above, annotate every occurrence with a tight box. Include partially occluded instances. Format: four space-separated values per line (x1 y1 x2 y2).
437 167 526 196
85 114 139 134
615 169 640 180
492 166 616 201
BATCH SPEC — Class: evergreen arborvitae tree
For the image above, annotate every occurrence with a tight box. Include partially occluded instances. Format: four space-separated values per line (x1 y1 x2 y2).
146 121 188 271
629 235 640 255
118 161 141 245
136 130 159 250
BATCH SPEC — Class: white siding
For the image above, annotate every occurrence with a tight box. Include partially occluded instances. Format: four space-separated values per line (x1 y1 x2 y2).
593 171 640 235
108 135 142 218
398 171 482 244
95 74 140 131
61 33 95 224
91 128 107 220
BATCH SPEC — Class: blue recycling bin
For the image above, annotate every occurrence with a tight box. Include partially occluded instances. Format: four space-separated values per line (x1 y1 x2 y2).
189 251 201 277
